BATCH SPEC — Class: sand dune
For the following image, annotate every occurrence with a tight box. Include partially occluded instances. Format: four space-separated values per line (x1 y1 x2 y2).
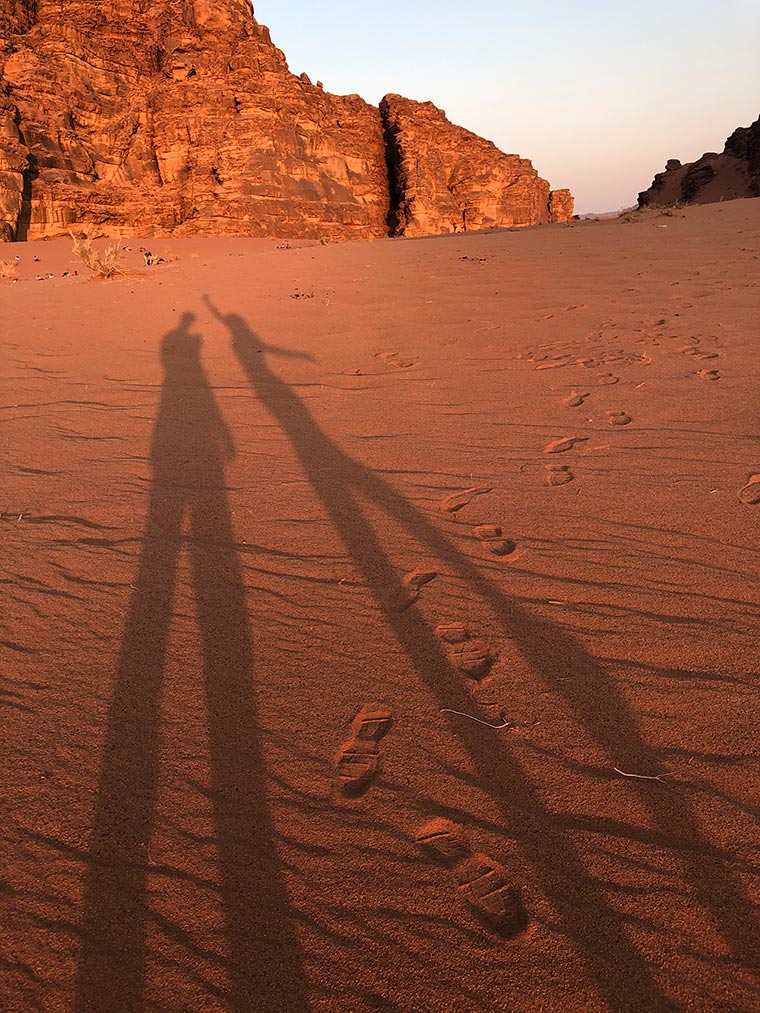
1 201 759 1011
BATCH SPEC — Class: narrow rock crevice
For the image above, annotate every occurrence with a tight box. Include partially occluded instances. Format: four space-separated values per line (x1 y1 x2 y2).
379 99 404 237
11 115 36 241
15 152 37 241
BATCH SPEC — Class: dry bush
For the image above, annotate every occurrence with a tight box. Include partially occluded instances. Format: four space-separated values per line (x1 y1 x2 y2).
70 231 123 278
1 260 19 281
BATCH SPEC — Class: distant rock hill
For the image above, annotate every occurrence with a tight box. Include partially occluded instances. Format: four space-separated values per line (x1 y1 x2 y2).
0 0 573 241
638 114 760 209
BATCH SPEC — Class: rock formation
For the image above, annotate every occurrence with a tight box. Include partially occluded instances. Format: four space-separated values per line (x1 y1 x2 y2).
548 188 574 224
0 1 573 241
638 114 760 209
381 95 573 235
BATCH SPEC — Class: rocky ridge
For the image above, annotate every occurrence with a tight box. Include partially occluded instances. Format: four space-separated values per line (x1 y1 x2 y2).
0 1 573 241
638 114 760 209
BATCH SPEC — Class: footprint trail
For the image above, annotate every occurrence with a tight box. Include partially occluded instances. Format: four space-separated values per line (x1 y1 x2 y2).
415 819 527 936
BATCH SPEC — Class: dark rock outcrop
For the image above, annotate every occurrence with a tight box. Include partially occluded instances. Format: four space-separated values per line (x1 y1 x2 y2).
0 0 573 241
638 115 760 209
725 119 760 179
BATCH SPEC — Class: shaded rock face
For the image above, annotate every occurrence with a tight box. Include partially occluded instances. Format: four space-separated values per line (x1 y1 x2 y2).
725 119 760 180
638 115 760 209
0 1 573 241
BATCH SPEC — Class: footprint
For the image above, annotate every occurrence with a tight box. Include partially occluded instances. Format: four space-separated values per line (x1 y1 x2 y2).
335 704 393 796
376 350 416 368
441 486 492 513
697 369 720 381
607 410 632 426
436 622 469 643
564 391 590 408
596 373 619 385
544 436 588 454
416 819 470 862
474 525 517 557
395 569 438 611
535 360 570 370
545 464 574 486
415 819 527 936
696 352 718 360
404 570 438 590
738 475 760 505
450 640 497 680
436 625 498 680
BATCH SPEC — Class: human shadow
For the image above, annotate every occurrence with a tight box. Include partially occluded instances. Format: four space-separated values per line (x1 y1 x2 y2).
75 314 307 1011
211 298 760 1010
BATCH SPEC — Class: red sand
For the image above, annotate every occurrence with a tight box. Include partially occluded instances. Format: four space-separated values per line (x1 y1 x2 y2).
1 202 759 1012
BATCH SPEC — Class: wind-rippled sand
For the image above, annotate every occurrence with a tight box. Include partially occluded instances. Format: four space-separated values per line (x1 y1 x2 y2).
1 200 759 1012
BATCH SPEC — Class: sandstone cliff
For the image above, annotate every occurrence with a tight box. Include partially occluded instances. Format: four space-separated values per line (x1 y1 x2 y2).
548 188 574 224
0 1 573 241
380 95 572 235
638 115 760 209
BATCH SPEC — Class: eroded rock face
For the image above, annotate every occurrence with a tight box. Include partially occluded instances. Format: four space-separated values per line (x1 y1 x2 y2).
0 0 392 240
381 94 562 236
0 1 573 240
638 115 760 209
549 188 574 223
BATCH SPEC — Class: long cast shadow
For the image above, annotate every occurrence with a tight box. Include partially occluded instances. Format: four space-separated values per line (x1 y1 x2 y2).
76 314 307 1011
213 298 760 1010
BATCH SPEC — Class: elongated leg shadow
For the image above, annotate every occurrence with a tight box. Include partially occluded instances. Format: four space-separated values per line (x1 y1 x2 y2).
76 315 306 1011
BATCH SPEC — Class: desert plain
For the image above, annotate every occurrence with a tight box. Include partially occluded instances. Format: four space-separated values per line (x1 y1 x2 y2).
1 199 760 1011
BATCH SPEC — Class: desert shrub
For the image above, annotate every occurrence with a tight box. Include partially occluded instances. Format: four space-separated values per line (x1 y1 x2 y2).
70 231 122 278
0 260 19 281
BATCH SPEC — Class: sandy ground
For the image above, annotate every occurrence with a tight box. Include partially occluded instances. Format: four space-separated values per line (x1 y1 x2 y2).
1 201 759 1013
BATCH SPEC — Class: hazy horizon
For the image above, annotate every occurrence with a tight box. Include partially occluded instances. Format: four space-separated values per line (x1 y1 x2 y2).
254 0 760 214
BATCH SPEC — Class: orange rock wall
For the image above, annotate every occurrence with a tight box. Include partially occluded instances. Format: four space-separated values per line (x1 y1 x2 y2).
0 1 573 241
549 188 574 223
381 95 562 236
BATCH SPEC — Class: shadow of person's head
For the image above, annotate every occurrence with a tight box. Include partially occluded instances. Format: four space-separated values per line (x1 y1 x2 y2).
161 311 202 363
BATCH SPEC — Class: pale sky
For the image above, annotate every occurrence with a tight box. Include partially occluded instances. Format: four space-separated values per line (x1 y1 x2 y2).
252 1 760 214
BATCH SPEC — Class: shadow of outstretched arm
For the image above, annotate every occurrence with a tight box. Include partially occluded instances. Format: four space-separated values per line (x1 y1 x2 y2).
204 295 315 362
